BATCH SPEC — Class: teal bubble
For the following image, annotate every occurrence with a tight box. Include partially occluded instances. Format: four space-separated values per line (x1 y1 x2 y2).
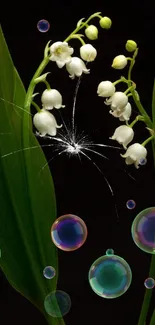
43 266 56 279
106 248 114 255
88 254 132 299
44 290 71 317
144 277 155 289
131 207 155 254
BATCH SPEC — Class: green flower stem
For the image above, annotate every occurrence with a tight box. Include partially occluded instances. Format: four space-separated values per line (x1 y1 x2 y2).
129 115 145 128
24 56 50 112
68 34 85 45
43 80 51 89
32 101 41 112
127 49 152 128
64 12 101 42
113 78 125 86
141 135 155 147
124 85 135 95
137 255 155 325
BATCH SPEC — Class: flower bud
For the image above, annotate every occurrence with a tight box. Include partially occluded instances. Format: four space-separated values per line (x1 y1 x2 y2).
125 40 137 52
85 25 98 40
97 81 115 97
99 16 112 29
112 55 127 69
80 44 97 62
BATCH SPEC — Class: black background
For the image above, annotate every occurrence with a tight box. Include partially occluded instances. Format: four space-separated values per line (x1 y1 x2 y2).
0 1 155 324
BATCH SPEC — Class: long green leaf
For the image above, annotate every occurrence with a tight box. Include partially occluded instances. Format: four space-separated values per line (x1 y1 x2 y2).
0 25 65 325
149 309 155 325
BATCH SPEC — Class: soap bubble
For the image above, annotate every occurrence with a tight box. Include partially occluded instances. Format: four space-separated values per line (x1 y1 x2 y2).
144 277 155 289
88 253 132 298
126 199 136 210
51 214 87 251
37 19 50 33
139 157 147 165
43 266 56 279
44 290 71 317
106 248 114 255
131 207 155 254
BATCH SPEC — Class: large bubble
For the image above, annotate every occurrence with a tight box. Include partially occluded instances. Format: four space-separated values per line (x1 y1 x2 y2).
44 290 71 317
51 214 88 251
131 207 155 254
88 253 132 298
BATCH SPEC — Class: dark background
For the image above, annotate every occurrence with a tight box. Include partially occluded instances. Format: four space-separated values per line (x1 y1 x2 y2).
0 1 155 324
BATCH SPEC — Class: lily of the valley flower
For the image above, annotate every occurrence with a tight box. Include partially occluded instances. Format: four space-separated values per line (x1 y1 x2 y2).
66 57 90 79
80 44 97 62
110 125 134 149
41 89 65 110
85 25 98 40
33 109 62 137
112 55 127 69
49 41 74 68
105 92 128 112
121 143 147 168
110 102 132 121
97 81 115 97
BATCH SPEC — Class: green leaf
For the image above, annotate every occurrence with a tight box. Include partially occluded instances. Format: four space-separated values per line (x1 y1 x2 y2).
151 79 155 125
149 309 155 325
0 25 65 325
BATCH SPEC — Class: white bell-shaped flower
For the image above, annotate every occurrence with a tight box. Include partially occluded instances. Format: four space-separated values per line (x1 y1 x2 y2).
121 143 147 168
110 125 134 149
110 102 132 121
112 55 127 69
41 89 65 110
66 57 90 79
49 41 74 68
105 92 128 112
80 44 97 62
97 81 115 97
33 109 62 137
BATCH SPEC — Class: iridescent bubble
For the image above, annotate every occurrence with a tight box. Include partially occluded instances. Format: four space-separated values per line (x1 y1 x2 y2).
139 157 147 166
43 266 56 279
106 248 114 255
88 253 132 298
37 19 50 33
126 199 136 210
144 277 155 289
131 207 155 254
51 214 87 251
44 290 71 317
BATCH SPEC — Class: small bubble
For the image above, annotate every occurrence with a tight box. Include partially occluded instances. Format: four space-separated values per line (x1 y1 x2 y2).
37 19 50 33
43 266 56 279
106 248 114 255
139 157 147 166
126 200 136 210
144 277 155 289
44 290 71 317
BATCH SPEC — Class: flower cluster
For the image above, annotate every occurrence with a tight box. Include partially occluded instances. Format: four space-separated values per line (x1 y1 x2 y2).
97 40 154 168
31 12 112 137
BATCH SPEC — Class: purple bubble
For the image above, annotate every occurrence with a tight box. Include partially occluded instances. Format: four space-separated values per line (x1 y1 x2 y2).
51 214 88 251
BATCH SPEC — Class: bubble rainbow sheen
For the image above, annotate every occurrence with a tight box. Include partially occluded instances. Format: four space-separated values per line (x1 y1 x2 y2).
37 19 50 33
131 207 155 254
43 266 56 279
51 214 88 251
44 290 71 317
144 277 155 289
88 254 132 299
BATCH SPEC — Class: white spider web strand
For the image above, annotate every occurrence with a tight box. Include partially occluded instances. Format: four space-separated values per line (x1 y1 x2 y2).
72 77 82 138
